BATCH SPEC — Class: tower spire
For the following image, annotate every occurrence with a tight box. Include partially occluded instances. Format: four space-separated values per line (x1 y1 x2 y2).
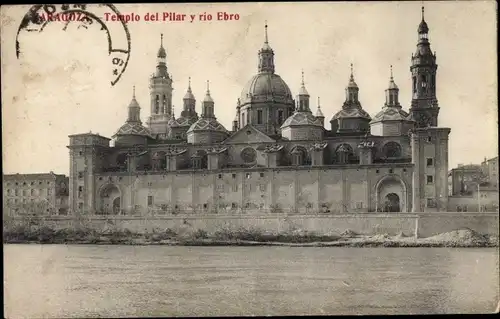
315 96 324 119
264 20 269 44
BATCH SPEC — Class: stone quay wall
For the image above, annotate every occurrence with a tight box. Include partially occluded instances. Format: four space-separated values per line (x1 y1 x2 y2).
8 212 499 239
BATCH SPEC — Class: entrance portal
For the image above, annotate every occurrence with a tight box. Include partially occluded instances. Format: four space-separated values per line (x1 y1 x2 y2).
384 193 400 212
99 184 121 215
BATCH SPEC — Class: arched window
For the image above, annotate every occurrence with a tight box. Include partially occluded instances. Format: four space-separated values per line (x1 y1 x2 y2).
162 95 166 113
382 142 402 158
155 95 160 114
420 75 427 92
335 144 354 164
290 146 310 166
412 76 417 93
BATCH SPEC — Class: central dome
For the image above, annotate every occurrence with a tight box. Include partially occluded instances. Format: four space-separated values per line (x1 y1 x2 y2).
240 73 293 105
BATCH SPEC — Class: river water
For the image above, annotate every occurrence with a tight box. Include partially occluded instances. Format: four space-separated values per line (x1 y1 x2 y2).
3 245 499 317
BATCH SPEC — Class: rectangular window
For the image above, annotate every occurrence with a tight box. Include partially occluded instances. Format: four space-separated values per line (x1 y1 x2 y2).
147 196 154 207
278 110 284 124
78 202 83 210
257 110 263 124
22 190 26 196
426 175 434 184
426 158 433 166
15 189 19 196
259 184 266 192
246 173 251 179
232 184 238 192
231 203 238 209
232 173 236 179
217 184 224 191
260 172 264 178
30 189 34 196
355 202 363 209
427 136 432 142
218 174 222 179
78 171 84 179
203 203 208 209
246 112 249 125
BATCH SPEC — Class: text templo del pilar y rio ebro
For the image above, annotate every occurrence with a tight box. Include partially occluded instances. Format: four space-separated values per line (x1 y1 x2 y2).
38 11 241 23
107 12 241 22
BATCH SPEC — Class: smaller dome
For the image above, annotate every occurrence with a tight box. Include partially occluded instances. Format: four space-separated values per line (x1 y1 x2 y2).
170 116 197 128
203 93 214 103
347 78 358 89
331 108 371 121
388 79 398 90
281 111 323 128
370 106 411 124
157 46 166 58
187 118 228 134
113 122 153 138
315 107 324 118
298 85 309 96
418 20 429 34
184 90 195 100
129 97 140 108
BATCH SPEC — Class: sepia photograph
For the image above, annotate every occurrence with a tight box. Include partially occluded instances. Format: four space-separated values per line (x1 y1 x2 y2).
2 2 499 317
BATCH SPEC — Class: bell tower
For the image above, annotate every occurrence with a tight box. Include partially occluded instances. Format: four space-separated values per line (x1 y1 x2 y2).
409 6 439 128
148 34 174 138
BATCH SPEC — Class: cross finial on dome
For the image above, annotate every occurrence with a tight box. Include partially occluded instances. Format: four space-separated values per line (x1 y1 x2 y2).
318 96 320 108
421 5 425 21
161 33 163 47
390 65 393 80
133 85 136 98
187 76 192 92
172 105 175 119
264 21 269 44
301 69 305 86
206 80 210 93
350 63 354 80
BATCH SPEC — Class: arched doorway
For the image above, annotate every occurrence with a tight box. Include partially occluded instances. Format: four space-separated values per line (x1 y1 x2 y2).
375 175 407 212
99 184 121 215
384 193 400 212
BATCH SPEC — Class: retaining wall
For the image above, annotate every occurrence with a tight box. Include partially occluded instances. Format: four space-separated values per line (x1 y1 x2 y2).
7 212 498 238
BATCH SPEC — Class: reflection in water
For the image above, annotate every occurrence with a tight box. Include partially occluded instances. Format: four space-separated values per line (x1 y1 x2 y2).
4 245 499 317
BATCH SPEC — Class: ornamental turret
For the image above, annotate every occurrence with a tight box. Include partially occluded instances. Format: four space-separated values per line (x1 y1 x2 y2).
409 6 439 128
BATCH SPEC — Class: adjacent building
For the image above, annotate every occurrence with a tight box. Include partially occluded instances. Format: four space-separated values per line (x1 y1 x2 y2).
448 158 499 212
67 8 453 215
3 172 70 216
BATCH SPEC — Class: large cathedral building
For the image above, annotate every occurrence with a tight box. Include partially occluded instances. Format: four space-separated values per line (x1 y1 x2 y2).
68 8 451 215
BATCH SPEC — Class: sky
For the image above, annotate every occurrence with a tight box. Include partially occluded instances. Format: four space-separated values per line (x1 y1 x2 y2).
1 1 497 175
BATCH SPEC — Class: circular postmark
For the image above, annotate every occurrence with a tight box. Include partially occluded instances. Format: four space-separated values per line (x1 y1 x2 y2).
15 4 131 86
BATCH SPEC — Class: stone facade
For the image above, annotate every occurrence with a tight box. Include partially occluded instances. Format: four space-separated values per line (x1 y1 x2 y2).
67 10 453 215
3 172 69 215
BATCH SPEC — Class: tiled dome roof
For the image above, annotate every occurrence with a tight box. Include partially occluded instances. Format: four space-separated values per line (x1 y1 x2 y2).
187 118 228 134
370 107 410 123
240 73 292 104
281 112 323 128
169 116 197 128
331 108 371 121
113 122 153 138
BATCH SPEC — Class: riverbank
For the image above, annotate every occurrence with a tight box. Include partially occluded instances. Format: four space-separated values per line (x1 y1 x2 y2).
3 225 498 248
